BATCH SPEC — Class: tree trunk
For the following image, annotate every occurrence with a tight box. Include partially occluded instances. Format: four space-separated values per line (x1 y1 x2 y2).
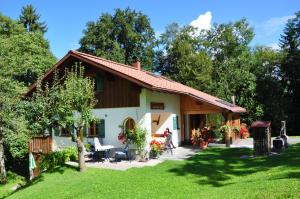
0 138 7 184
76 128 86 172
225 131 231 148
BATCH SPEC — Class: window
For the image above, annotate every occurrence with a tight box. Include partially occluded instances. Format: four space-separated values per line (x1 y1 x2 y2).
60 126 73 137
95 72 104 92
123 118 135 132
88 119 105 138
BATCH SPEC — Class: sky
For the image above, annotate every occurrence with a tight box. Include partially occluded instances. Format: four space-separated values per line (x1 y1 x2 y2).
1 0 299 59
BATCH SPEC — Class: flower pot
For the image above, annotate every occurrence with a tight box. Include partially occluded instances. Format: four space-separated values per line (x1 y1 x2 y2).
150 150 159 159
200 141 208 150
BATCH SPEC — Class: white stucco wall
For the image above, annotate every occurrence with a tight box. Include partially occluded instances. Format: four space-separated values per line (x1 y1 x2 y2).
145 89 181 146
53 88 182 150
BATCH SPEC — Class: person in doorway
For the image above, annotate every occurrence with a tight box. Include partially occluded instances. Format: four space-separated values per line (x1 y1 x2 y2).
164 128 176 149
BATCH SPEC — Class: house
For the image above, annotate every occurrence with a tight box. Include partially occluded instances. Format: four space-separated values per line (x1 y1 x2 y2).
26 50 246 152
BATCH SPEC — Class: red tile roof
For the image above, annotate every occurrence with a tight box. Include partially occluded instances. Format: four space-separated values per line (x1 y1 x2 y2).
26 50 246 113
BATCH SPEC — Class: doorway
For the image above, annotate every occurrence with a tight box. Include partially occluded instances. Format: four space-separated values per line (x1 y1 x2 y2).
183 114 206 145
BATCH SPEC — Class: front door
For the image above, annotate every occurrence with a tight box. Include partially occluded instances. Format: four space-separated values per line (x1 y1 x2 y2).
183 114 206 145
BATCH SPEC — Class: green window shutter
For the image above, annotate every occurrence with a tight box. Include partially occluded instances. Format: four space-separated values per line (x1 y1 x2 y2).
82 124 87 137
96 73 104 92
173 116 177 130
54 127 60 136
97 119 105 138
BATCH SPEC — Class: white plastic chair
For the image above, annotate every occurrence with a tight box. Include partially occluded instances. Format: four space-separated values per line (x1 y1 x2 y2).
93 137 114 161
93 137 114 151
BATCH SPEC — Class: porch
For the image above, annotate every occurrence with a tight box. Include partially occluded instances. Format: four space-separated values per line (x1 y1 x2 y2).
180 95 242 145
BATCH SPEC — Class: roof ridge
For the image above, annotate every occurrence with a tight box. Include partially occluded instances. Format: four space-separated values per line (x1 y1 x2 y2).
71 50 147 72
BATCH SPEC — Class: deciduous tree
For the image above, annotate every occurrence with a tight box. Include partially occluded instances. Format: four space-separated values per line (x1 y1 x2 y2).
79 8 155 70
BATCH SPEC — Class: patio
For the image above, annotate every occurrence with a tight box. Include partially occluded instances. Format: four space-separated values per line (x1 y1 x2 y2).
66 146 201 170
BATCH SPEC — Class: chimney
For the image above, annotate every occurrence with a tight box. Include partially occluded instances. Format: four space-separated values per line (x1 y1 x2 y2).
231 96 236 105
132 56 141 70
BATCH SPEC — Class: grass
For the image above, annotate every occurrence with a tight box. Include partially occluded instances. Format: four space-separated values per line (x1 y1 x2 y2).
0 172 26 199
3 144 300 199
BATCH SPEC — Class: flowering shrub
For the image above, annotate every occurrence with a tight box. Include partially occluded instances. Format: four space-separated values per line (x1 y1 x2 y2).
150 139 164 158
191 128 214 149
118 132 126 144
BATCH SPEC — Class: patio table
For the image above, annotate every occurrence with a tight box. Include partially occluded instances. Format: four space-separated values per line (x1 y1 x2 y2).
96 145 114 161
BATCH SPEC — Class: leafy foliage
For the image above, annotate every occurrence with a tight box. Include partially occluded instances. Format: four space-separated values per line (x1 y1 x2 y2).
128 124 147 160
0 13 55 86
155 19 263 124
79 8 156 70
155 25 212 92
280 11 300 133
0 77 29 183
39 146 78 171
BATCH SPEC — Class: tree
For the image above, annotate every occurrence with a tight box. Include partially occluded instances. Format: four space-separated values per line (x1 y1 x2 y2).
79 8 156 70
252 46 284 133
0 12 53 183
0 77 29 183
0 13 56 86
204 19 262 123
280 11 300 133
18 4 47 34
56 65 97 171
26 64 96 172
155 25 212 92
0 13 24 37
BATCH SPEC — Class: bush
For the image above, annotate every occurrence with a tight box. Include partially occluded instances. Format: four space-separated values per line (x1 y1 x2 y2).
40 146 78 171
63 146 78 162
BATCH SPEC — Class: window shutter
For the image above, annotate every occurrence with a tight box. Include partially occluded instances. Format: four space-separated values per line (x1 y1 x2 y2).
97 119 105 138
173 116 177 130
54 127 60 136
82 124 87 137
96 73 104 92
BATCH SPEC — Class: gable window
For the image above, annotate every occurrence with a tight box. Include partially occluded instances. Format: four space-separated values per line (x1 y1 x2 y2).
95 72 104 92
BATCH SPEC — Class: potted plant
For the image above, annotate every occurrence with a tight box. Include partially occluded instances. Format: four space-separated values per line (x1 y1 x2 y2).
219 124 231 147
150 140 164 158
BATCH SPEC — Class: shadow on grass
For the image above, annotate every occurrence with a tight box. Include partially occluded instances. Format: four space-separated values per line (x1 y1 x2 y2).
168 144 300 187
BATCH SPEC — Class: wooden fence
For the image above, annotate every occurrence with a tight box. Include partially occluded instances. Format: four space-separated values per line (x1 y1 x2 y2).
29 136 53 178
29 136 53 154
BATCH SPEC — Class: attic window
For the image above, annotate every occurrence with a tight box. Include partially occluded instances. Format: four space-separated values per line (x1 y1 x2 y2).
95 72 104 92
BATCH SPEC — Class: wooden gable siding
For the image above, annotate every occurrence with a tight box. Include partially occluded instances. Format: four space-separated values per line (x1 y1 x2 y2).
180 95 222 114
84 66 141 108
28 56 141 108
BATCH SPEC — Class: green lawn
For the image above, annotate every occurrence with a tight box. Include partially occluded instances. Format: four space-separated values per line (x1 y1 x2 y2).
0 172 25 199
4 144 300 199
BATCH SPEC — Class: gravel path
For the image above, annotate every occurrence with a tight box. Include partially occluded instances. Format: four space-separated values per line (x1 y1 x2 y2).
66 146 201 170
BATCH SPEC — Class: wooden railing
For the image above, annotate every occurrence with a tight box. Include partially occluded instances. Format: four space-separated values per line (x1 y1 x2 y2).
29 136 52 154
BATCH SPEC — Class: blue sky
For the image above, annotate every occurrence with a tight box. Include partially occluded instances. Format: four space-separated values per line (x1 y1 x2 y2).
1 0 299 59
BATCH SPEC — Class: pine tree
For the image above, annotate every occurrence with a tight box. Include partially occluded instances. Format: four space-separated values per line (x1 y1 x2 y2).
19 4 47 34
280 11 300 132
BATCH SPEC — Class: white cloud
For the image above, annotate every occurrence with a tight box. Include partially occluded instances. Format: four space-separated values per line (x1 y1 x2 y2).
189 11 212 35
267 43 280 50
262 15 294 36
